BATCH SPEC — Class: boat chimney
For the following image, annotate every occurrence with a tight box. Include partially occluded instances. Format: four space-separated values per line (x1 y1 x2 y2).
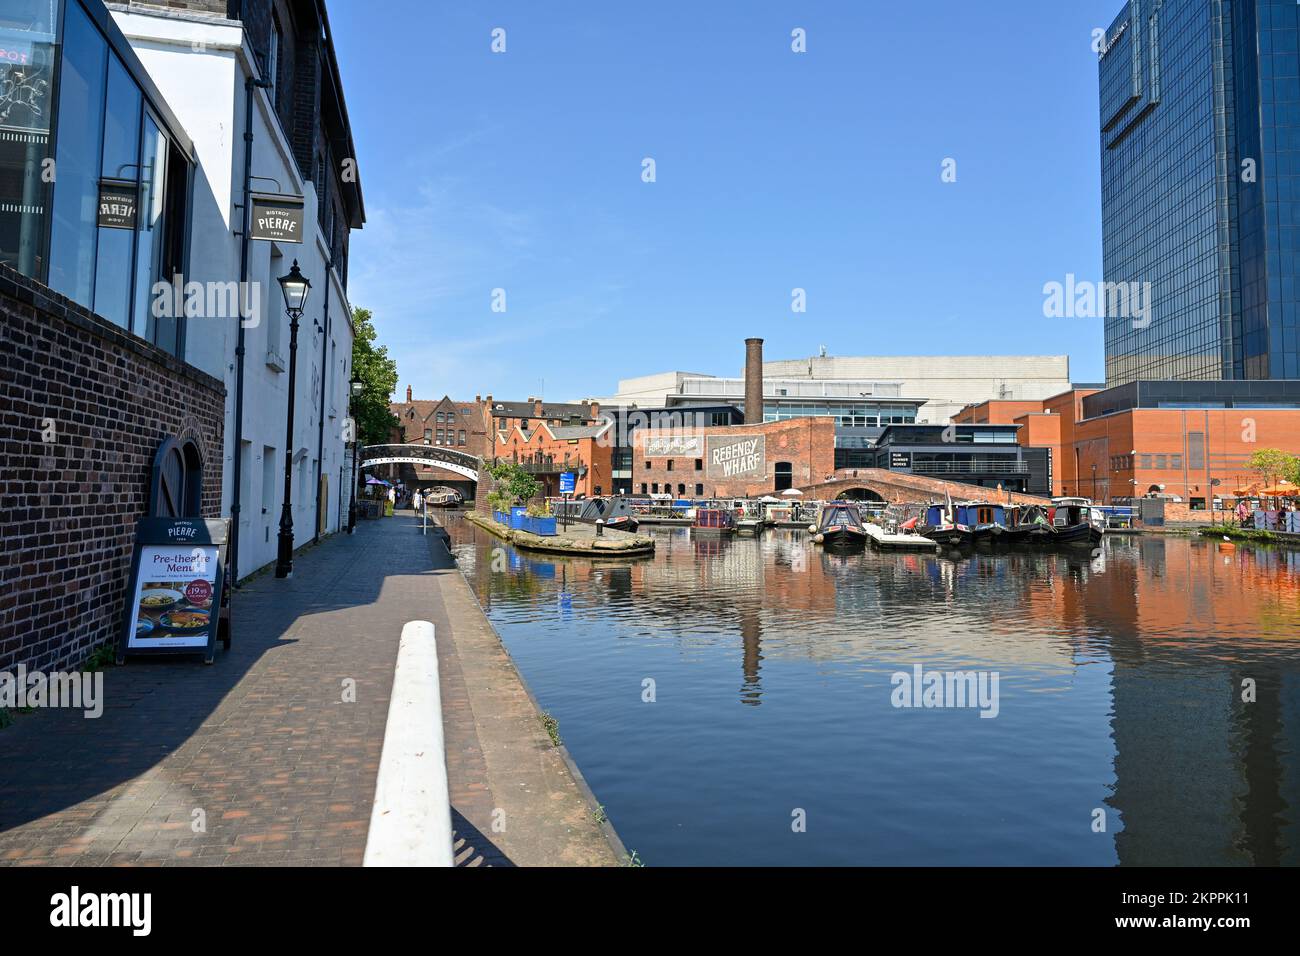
744 337 764 425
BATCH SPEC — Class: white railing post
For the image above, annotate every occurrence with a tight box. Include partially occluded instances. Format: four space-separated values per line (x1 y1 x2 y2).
363 620 453 867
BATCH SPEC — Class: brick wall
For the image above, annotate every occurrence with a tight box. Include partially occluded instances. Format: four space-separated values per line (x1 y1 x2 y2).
0 267 226 674
634 418 837 498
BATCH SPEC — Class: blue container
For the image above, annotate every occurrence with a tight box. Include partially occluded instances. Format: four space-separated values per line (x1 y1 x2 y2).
494 510 510 525
527 516 557 536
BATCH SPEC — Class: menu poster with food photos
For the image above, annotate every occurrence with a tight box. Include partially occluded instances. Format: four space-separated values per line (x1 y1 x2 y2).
120 519 228 662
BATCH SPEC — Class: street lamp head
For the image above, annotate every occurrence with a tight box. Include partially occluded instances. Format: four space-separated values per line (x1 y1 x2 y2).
349 375 364 398
277 259 311 314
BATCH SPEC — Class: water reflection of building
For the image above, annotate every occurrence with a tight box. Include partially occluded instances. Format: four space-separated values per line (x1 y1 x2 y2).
1088 539 1300 865
452 515 1298 861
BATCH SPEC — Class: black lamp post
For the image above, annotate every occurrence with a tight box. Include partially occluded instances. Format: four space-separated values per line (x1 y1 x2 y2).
347 374 364 534
274 260 311 579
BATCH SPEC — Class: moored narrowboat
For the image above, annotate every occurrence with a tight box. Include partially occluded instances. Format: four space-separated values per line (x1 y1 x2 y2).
1048 497 1106 546
814 501 869 547
918 502 967 547
691 507 736 537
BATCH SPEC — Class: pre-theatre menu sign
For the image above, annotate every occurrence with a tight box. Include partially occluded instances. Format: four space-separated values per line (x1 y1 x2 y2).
119 518 228 663
706 434 765 481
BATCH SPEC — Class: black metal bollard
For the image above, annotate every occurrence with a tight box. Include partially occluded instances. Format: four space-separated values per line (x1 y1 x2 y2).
595 519 604 536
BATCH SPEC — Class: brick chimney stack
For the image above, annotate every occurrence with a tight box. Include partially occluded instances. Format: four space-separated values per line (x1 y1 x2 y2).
744 337 764 425
406 385 412 403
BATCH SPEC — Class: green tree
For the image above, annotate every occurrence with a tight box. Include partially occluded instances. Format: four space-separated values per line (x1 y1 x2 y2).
350 307 399 447
484 459 541 512
1247 447 1299 488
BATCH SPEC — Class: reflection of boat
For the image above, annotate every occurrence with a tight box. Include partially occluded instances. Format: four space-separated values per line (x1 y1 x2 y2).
814 501 868 547
691 508 736 537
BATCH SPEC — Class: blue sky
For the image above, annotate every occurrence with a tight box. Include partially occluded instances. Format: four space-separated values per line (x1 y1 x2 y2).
332 0 1123 402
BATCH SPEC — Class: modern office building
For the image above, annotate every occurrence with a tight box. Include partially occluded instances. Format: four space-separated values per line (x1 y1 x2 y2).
594 353 1071 430
867 424 1052 496
1098 0 1300 384
958 380 1300 504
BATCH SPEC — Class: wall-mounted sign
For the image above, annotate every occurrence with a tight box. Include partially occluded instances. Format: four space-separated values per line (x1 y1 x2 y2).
706 434 765 481
97 179 138 230
119 518 228 664
249 194 305 243
645 435 702 456
889 452 912 469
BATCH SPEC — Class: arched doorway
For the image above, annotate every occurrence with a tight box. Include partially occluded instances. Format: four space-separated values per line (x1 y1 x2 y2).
149 435 205 518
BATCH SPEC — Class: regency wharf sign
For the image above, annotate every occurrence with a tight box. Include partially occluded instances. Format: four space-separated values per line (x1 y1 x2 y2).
706 434 765 480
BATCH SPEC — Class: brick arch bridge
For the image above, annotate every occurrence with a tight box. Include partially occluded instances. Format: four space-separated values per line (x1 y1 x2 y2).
795 469 1050 505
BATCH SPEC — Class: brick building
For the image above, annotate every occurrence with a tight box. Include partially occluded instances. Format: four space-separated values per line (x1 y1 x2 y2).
483 396 602 434
495 421 614 498
388 387 487 494
954 388 1102 496
1 266 225 674
633 418 837 499
956 381 1300 508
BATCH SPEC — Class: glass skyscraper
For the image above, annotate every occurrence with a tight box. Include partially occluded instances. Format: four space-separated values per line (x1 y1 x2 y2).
1099 0 1300 385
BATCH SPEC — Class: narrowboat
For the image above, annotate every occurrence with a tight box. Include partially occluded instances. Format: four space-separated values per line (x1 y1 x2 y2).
1048 497 1106 546
918 502 967 547
814 501 869 547
691 507 736 537
426 487 463 507
953 501 1031 545
732 499 766 535
552 496 641 531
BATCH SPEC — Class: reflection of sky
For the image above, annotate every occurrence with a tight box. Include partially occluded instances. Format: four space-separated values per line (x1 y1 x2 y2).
448 516 1299 865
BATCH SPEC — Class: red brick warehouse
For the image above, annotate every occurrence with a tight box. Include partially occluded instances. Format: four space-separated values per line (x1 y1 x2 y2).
633 418 837 498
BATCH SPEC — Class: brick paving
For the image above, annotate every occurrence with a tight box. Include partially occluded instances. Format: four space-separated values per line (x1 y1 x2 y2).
0 513 620 867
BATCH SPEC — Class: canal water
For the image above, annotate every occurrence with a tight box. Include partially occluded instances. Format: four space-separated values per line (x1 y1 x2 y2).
442 512 1300 866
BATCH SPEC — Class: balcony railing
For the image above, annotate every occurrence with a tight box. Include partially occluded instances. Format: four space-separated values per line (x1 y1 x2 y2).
909 460 1031 476
506 455 587 476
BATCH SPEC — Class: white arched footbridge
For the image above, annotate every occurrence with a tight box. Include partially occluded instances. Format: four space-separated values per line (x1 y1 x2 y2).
359 444 482 481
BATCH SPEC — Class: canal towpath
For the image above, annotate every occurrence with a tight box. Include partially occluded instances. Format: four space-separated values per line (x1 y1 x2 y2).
0 513 622 867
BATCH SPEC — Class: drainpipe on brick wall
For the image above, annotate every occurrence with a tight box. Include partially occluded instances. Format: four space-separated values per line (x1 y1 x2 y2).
313 259 332 544
230 73 273 587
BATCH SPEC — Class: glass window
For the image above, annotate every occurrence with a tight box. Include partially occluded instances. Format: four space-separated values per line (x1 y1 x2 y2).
93 52 141 329
48 0 107 306
0 0 58 277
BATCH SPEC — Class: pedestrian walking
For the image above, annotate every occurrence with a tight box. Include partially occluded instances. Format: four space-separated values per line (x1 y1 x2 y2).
413 490 423 512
